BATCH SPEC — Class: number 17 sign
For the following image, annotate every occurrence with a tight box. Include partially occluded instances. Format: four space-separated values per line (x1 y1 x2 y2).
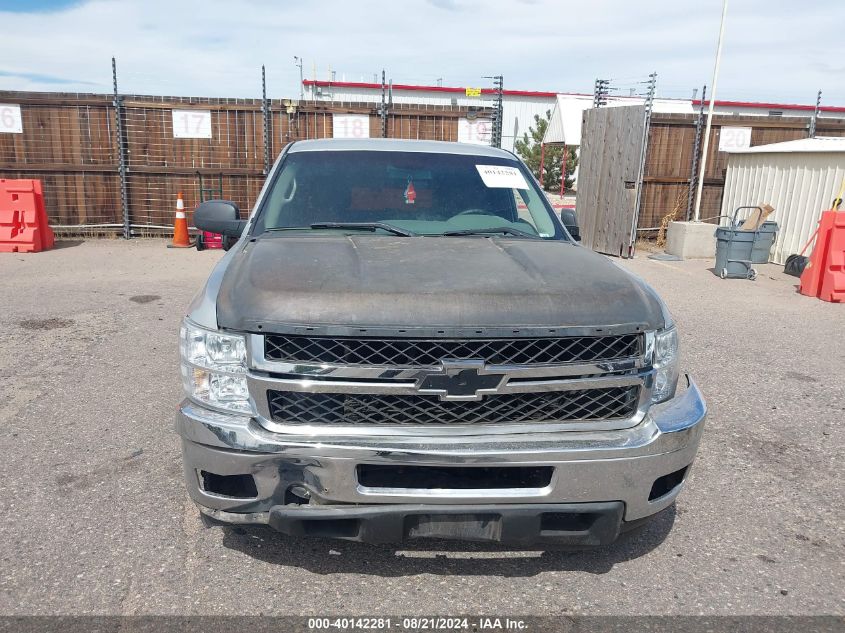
172 109 212 139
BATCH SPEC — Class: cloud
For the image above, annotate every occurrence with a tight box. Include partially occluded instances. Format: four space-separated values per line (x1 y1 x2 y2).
426 0 461 9
0 0 842 105
0 69 96 85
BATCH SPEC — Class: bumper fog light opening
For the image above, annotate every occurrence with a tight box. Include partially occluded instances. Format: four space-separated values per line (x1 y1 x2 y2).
199 470 258 499
648 466 689 501
284 485 312 505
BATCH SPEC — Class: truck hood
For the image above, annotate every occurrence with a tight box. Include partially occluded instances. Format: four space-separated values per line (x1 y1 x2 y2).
215 235 668 334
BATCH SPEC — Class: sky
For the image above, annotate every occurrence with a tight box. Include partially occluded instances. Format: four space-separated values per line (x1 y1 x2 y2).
1 0 844 107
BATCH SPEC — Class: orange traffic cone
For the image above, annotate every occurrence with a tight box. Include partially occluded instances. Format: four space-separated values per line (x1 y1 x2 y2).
168 192 193 248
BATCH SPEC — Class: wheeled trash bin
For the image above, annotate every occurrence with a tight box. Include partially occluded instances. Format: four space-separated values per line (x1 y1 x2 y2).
714 206 771 280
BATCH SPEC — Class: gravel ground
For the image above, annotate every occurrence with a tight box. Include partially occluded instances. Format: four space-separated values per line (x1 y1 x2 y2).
0 239 842 616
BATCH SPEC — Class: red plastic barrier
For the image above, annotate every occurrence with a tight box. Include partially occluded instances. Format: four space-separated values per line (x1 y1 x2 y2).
0 179 55 253
799 210 845 303
818 212 845 302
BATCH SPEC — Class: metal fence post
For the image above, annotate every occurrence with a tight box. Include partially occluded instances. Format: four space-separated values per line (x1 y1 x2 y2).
630 71 657 257
483 75 503 148
262 65 271 175
686 85 707 220
593 79 610 108
809 89 822 138
493 76 503 148
380 70 388 138
112 57 131 239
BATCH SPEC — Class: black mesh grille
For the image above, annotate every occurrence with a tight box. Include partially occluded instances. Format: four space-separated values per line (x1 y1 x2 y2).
264 334 641 366
267 386 640 426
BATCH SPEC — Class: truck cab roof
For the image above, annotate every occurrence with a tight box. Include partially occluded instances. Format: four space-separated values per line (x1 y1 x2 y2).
287 137 516 158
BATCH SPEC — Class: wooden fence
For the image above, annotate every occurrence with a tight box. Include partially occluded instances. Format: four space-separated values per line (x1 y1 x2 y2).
576 106 845 256
0 91 490 233
576 106 646 257
640 112 845 230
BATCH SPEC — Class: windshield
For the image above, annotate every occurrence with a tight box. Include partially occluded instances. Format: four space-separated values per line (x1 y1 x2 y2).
253 150 564 239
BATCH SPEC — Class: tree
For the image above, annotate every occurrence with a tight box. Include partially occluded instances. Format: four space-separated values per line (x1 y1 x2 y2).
514 110 578 193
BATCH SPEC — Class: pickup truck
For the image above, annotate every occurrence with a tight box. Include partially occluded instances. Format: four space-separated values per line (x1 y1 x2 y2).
177 138 706 547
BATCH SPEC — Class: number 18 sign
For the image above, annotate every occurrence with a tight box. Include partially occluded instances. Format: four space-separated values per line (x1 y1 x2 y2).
172 109 212 139
333 114 370 139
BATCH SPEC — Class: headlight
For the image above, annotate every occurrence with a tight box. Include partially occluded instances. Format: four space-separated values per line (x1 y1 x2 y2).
180 319 253 414
651 327 679 403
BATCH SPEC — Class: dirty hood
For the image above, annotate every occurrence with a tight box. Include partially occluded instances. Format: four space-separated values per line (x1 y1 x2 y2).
215 235 667 333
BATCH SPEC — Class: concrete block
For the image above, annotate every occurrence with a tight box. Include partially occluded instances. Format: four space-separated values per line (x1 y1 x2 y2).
665 221 716 259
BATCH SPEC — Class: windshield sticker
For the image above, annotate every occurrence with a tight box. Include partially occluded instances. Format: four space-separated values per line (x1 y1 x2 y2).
476 165 529 189
404 178 416 204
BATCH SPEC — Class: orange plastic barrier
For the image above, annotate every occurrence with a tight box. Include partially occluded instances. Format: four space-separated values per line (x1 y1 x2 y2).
799 210 845 303
0 179 55 253
818 212 845 303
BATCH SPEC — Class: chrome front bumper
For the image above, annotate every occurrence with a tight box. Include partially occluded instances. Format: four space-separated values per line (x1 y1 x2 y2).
175 377 706 529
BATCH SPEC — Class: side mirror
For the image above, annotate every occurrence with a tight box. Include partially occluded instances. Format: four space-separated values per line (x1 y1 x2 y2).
194 200 247 241
560 208 581 242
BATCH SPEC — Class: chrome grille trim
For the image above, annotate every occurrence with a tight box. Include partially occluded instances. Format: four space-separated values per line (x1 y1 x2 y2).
267 387 640 426
263 332 642 367
246 331 655 436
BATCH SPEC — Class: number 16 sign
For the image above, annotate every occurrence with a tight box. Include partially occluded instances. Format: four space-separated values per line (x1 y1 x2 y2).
0 104 23 134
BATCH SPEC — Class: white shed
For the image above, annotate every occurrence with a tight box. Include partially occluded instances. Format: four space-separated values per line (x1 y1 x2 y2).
720 137 845 265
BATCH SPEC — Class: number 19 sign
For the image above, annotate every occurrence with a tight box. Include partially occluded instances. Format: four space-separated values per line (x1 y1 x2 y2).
458 118 491 145
172 109 212 139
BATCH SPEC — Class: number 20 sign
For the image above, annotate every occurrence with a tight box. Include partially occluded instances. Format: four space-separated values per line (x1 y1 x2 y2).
172 109 212 139
718 126 752 151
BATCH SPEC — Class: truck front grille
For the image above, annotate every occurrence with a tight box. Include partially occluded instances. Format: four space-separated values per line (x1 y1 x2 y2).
267 386 640 426
264 333 641 367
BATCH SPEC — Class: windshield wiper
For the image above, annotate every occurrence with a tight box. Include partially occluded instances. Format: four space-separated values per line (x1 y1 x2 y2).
308 222 417 237
440 227 541 239
263 222 417 236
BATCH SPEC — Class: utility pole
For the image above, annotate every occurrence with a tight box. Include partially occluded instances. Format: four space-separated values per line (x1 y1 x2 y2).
593 79 610 108
294 56 304 100
693 0 728 222
483 75 504 148
809 89 822 138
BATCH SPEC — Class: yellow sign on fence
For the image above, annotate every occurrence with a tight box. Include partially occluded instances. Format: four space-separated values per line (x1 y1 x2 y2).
465 87 482 97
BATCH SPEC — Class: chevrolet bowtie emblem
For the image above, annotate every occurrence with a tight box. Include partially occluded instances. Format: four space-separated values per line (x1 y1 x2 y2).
416 360 507 401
